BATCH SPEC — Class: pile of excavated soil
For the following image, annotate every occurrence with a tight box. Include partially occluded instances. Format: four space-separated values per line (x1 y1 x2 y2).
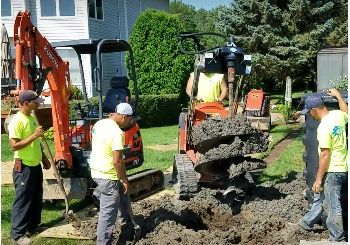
77 174 328 245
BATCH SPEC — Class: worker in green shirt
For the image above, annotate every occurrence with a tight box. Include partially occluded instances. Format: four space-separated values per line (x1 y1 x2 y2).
299 89 347 241
8 90 51 245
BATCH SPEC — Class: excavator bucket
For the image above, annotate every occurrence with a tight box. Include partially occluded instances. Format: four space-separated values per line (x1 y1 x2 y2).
43 178 88 200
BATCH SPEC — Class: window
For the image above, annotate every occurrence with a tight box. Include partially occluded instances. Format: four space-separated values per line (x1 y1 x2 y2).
88 0 103 20
59 0 75 16
41 0 56 16
40 0 75 17
1 0 11 16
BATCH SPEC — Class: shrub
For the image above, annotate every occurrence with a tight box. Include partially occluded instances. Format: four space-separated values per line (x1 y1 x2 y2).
1 96 16 111
278 104 296 123
69 85 83 100
126 9 194 96
69 94 182 128
44 127 54 141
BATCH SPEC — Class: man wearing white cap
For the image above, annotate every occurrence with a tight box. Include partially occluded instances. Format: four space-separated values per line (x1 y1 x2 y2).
89 103 133 245
8 90 51 245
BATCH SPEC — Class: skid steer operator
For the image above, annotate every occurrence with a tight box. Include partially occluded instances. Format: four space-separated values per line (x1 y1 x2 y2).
8 90 51 245
89 103 134 245
186 72 228 103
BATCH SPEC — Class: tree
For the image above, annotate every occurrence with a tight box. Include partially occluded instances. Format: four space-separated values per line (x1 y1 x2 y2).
217 0 347 91
127 10 194 96
170 1 197 32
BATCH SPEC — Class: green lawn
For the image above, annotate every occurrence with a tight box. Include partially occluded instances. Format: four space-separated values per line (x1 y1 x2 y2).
1 134 55 162
140 125 178 146
259 130 305 183
257 124 301 160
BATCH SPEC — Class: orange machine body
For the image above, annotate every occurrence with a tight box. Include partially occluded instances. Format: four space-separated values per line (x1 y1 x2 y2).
245 89 265 111
13 11 72 166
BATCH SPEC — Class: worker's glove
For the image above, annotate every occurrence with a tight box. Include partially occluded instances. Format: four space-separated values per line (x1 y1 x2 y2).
42 158 51 170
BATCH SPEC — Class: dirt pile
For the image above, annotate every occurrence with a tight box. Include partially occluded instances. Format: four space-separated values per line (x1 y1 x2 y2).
77 174 328 245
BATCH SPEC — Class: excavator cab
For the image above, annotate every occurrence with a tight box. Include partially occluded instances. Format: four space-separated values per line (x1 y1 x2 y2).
50 39 162 200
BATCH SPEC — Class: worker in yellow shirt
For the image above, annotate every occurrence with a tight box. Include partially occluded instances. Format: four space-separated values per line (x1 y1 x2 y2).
8 90 51 245
89 103 133 245
299 89 347 241
186 72 228 102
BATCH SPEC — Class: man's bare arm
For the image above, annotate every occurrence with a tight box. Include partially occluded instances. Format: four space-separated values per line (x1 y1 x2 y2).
186 74 194 96
217 77 228 101
113 150 129 193
328 88 348 114
9 126 44 151
312 148 330 193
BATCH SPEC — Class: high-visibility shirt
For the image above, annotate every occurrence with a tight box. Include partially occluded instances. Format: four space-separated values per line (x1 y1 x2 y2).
195 72 223 102
317 110 348 172
89 118 124 180
8 111 42 166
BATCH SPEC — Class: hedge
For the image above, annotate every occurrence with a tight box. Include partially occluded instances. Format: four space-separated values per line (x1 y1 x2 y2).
69 94 184 128
126 9 193 96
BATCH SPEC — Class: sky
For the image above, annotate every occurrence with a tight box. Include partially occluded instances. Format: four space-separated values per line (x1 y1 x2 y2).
171 0 232 10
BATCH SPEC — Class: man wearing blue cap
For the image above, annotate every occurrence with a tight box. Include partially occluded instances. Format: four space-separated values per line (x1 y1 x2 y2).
89 103 134 245
298 89 347 241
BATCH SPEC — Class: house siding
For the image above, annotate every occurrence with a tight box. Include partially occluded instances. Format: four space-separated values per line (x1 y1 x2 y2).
2 0 26 37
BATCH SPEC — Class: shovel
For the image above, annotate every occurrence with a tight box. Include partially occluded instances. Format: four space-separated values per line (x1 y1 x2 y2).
32 111 81 228
125 193 141 244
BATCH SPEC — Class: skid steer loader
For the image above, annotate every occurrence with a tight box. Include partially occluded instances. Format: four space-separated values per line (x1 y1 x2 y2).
173 32 269 200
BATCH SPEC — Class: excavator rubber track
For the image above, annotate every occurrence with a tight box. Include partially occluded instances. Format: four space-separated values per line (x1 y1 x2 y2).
173 154 198 200
128 168 164 201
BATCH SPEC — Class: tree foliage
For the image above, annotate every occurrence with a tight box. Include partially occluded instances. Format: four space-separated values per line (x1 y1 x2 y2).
217 0 347 91
127 10 193 96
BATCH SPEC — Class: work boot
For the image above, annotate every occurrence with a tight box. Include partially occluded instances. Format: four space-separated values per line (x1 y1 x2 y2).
15 235 31 245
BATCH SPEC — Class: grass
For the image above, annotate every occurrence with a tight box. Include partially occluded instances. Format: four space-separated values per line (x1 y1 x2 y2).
1 186 94 245
1 134 55 162
257 123 301 159
140 125 178 146
259 130 305 183
269 89 312 101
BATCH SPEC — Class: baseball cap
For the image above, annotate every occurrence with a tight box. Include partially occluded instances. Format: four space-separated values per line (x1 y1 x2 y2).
19 90 45 104
301 95 324 115
115 103 133 116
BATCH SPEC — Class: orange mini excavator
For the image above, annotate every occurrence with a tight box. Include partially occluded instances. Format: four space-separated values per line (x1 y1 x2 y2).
9 11 163 201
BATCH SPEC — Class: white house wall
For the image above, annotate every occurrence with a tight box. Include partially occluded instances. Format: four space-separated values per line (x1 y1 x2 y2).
1 0 26 37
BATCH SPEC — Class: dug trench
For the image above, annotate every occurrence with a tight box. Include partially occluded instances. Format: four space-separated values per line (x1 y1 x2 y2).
77 116 328 244
77 175 328 245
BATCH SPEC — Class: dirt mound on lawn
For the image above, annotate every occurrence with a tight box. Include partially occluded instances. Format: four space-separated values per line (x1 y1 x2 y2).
77 174 328 245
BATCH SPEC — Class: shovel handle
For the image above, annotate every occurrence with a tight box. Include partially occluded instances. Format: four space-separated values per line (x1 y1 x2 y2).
32 110 69 214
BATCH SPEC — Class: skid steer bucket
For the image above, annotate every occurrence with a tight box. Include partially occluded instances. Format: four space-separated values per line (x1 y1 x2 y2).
43 178 87 200
246 116 271 132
